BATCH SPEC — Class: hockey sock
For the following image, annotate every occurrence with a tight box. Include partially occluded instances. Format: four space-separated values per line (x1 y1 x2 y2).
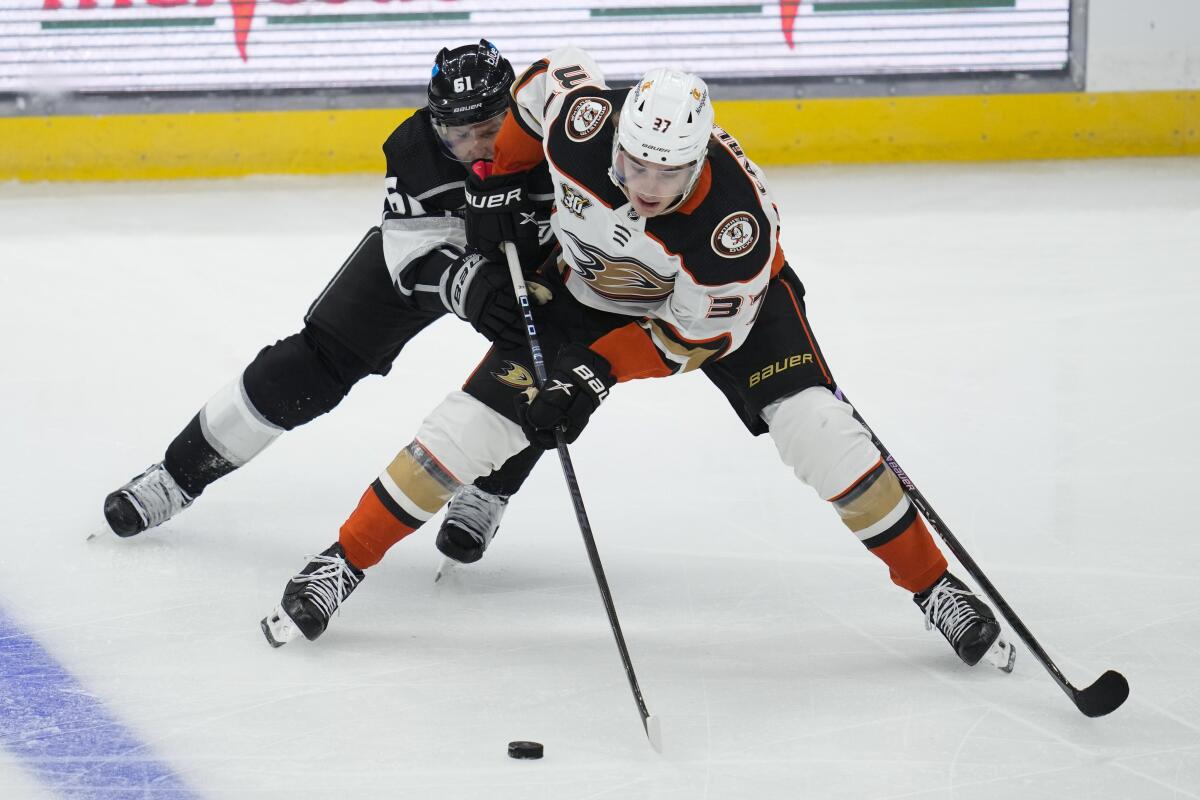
339 485 419 569
163 371 287 497
831 461 947 593
163 413 240 498
163 328 375 498
867 514 947 594
339 440 461 568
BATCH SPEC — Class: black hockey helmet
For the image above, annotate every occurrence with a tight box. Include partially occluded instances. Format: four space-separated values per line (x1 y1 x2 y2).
427 39 514 126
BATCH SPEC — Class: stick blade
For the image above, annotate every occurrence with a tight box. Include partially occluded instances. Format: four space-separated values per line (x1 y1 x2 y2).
1074 670 1129 718
644 715 663 753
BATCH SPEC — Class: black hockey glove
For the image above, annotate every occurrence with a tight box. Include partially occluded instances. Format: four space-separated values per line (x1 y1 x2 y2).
447 252 522 349
445 252 552 350
515 345 615 449
464 161 541 265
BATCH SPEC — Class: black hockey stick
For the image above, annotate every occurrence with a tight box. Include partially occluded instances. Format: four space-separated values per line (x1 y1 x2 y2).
502 242 662 751
836 389 1129 718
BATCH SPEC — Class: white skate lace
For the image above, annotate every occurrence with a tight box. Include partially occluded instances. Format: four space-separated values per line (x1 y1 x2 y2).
295 555 361 620
922 580 980 646
444 485 508 547
125 464 193 529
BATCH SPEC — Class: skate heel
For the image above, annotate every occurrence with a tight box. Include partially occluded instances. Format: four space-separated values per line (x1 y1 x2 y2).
261 604 301 648
435 486 508 566
983 635 1017 673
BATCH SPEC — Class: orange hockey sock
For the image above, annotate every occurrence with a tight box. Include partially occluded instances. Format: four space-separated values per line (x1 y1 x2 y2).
338 483 419 569
867 513 947 594
829 462 947 594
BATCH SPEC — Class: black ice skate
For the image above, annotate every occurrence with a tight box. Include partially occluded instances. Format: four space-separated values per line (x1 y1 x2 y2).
434 485 508 577
103 462 194 537
915 571 1016 672
261 543 365 647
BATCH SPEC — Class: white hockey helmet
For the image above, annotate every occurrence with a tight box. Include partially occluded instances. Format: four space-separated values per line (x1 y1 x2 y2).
611 67 714 214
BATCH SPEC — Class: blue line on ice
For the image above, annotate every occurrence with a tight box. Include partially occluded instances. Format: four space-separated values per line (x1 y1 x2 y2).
0 606 198 800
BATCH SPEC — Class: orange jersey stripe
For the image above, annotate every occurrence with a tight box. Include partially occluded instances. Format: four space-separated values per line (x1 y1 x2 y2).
771 219 786 277
494 112 546 176
589 323 672 382
462 346 497 390
513 59 549 96
779 277 832 385
676 161 713 215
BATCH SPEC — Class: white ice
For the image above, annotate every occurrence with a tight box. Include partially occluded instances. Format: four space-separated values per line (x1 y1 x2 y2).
1 158 1198 799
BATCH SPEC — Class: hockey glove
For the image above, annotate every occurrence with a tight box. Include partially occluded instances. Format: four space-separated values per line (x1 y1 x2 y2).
465 161 541 265
516 344 615 449
446 252 552 350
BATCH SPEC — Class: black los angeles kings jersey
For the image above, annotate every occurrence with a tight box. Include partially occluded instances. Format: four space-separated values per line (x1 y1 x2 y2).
378 106 555 287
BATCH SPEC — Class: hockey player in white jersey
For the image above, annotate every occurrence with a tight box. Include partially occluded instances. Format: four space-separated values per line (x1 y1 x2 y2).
262 47 1015 676
99 41 550 565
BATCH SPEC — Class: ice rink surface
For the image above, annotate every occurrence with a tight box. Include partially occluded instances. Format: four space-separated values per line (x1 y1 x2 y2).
1 157 1198 799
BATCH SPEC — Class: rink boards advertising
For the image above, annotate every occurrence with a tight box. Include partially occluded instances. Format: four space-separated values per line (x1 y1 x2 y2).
1 0 1196 179
3 0 1072 93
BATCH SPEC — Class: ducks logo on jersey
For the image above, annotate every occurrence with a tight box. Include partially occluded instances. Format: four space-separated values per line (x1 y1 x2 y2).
711 212 759 258
492 361 534 389
562 230 674 303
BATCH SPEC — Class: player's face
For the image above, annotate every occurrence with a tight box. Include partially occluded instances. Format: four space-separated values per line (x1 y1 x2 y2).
433 111 507 163
612 146 700 217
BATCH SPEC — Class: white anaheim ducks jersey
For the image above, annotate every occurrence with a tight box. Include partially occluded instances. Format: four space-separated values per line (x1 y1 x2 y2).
507 47 783 371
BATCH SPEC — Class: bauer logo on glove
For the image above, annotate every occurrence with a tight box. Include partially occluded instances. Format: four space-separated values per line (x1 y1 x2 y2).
466 185 524 210
571 364 610 402
464 161 541 264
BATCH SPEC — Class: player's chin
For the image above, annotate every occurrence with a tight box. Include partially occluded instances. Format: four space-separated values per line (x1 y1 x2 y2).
452 145 489 163
631 194 670 217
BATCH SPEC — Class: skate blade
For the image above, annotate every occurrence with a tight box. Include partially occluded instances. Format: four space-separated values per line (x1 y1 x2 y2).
86 528 114 542
983 635 1017 673
434 556 460 584
261 605 301 648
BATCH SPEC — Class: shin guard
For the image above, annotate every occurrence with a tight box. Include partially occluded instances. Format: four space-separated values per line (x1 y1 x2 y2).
164 375 283 497
765 387 946 592
339 391 528 569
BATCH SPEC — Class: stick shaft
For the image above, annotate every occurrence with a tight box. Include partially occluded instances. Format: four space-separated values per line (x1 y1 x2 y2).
501 242 655 736
837 388 1080 703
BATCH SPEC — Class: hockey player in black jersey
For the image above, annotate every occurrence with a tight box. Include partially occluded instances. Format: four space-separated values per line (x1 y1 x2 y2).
262 47 1015 676
102 40 547 565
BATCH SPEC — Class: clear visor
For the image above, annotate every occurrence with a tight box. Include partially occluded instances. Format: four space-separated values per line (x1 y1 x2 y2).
432 110 507 163
611 145 701 201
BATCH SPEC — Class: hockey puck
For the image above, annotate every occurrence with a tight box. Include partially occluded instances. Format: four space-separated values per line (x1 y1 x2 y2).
507 741 543 760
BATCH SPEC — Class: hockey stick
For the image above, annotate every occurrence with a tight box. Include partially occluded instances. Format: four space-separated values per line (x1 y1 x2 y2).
501 241 662 752
836 389 1129 718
